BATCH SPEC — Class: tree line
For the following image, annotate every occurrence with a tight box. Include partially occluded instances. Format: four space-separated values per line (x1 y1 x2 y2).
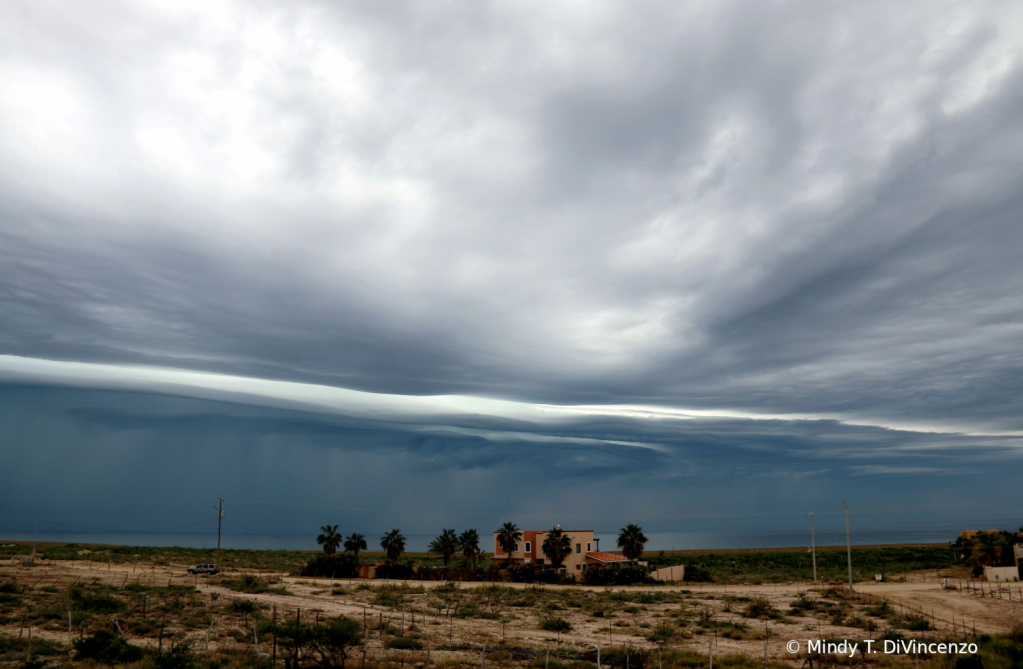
316 521 649 567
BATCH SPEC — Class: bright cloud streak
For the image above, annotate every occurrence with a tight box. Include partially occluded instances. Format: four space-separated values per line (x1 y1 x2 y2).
2 355 1018 442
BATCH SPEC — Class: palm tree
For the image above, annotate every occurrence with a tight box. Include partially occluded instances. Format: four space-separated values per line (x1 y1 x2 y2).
459 529 481 567
380 529 406 562
617 524 649 562
428 528 459 566
541 526 572 568
495 521 522 566
344 533 367 560
317 524 342 556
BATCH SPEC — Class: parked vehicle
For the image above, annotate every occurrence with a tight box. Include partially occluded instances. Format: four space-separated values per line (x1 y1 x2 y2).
187 563 220 575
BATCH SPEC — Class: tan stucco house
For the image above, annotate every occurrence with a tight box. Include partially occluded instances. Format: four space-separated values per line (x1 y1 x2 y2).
492 527 633 574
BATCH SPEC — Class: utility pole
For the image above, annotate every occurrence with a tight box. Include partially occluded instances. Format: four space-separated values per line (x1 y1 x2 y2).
215 499 224 565
844 502 853 595
809 513 817 582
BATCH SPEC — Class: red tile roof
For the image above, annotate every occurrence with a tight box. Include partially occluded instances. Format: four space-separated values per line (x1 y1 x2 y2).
585 551 630 563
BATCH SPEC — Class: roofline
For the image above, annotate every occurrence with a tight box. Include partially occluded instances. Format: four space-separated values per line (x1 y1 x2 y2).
493 529 594 533
585 552 631 563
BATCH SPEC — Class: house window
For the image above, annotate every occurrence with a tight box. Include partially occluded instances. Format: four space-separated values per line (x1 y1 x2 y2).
576 543 581 553
582 564 588 571
587 543 591 552
514 541 519 553
576 564 581 570
524 541 532 554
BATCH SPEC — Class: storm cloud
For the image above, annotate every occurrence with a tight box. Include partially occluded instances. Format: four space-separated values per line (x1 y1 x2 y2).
1 1 1022 542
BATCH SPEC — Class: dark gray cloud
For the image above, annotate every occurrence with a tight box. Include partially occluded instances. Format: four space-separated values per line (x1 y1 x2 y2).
1 385 1019 543
1 1 1023 539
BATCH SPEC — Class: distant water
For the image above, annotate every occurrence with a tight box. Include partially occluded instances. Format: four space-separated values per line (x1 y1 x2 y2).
5 519 1015 553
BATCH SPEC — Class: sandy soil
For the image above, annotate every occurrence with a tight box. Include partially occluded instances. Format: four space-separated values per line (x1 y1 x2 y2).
3 559 1021 664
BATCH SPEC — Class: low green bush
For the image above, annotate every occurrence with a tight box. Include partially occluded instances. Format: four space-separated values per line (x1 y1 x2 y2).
275 614 362 668
508 563 564 584
226 599 257 615
582 564 655 586
73 629 144 664
901 615 930 631
742 598 781 619
456 603 501 619
151 641 199 669
131 618 157 635
787 594 816 615
223 574 291 595
539 614 572 632
372 586 404 607
68 585 126 613
648 624 677 642
0 636 66 657
603 647 648 669
683 566 713 582
387 636 424 650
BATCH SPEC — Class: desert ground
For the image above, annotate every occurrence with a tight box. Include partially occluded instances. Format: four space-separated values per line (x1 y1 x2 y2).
2 557 1020 667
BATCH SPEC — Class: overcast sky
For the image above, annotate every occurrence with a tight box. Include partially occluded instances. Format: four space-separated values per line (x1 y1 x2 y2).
1 1 1022 546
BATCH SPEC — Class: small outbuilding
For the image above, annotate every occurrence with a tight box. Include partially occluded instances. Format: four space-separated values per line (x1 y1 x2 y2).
983 565 1020 582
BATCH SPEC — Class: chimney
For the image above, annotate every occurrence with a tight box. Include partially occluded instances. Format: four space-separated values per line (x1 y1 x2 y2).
595 538 600 551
